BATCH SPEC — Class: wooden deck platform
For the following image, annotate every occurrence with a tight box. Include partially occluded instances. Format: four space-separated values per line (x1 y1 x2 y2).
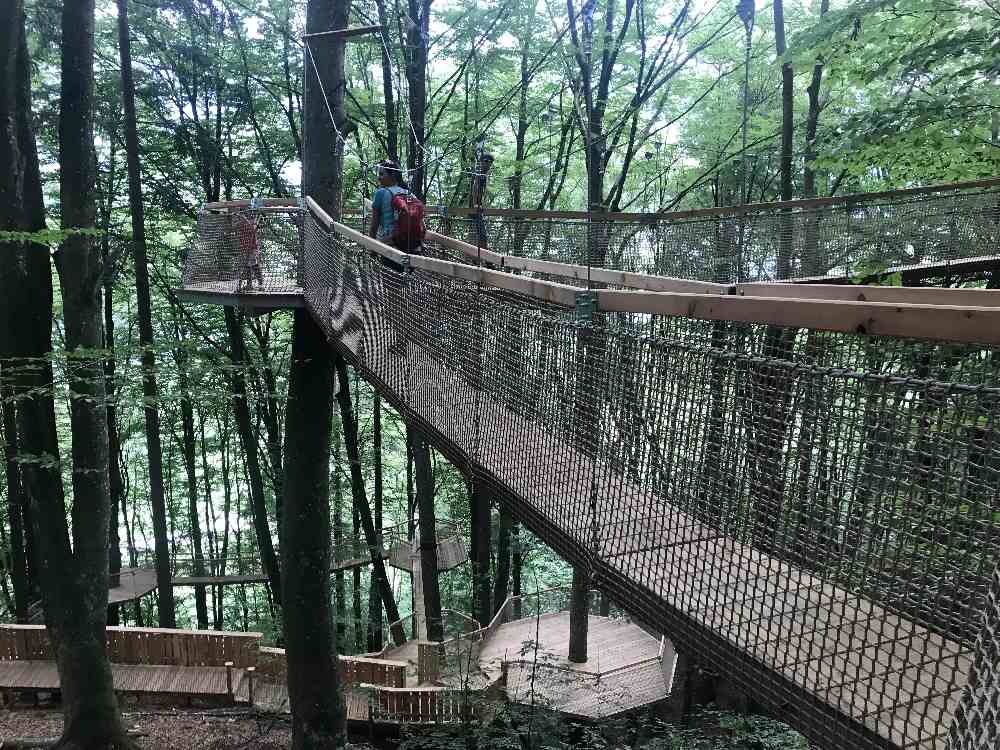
479 612 671 719
313 274 970 749
109 568 158 604
386 537 468 572
173 282 304 310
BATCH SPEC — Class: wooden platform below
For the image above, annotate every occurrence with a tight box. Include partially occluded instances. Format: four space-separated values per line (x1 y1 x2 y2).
173 282 304 310
386 537 468 572
109 568 158 604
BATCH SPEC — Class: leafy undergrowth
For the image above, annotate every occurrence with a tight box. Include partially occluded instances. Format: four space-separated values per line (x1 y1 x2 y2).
397 706 810 750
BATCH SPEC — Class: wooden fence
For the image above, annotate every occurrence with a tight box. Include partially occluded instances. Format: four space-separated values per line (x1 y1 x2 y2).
0 625 262 668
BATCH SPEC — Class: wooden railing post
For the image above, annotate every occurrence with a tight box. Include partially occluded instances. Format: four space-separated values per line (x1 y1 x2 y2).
225 661 233 701
246 666 255 705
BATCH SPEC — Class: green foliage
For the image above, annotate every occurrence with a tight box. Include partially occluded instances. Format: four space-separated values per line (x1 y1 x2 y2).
0 226 104 247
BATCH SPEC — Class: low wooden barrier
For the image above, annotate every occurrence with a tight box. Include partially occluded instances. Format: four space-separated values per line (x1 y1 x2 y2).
0 624 261 668
254 646 406 688
0 624 262 706
366 684 478 724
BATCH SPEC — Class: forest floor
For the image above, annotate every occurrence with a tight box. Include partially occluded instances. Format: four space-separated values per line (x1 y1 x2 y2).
0 708 385 749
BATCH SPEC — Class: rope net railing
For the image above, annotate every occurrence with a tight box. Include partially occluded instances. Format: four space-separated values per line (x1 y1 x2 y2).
185 207 305 295
292 206 999 750
429 180 1000 284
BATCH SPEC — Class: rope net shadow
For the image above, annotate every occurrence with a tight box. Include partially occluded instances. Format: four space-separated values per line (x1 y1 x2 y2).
182 187 1000 750
430 180 1000 284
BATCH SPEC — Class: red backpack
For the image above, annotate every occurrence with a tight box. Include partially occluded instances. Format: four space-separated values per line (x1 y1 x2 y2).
390 190 426 250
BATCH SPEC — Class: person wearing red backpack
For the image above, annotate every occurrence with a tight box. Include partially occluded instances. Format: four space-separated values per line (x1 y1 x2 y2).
368 160 426 262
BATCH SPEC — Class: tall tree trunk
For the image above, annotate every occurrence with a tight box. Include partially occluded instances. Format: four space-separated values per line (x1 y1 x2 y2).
225 307 282 605
492 504 511 616
367 394 384 652
1 391 29 623
802 0 829 202
98 133 123 628
773 0 793 276
404 0 432 199
117 0 175 627
412 430 442 642
304 0 351 216
374 0 398 162
175 335 210 629
511 522 522 619
568 564 590 663
352 504 364 652
333 429 347 651
281 308 346 746
333 356 405 645
38 0 132 741
469 479 492 627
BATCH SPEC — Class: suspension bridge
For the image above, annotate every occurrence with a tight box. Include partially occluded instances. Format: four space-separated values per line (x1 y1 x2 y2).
173 178 1000 750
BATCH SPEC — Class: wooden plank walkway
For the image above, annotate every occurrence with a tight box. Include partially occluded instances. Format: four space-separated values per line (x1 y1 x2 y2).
0 660 245 700
315 280 971 750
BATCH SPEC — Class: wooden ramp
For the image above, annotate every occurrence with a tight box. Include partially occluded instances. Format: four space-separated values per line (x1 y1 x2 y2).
317 277 969 750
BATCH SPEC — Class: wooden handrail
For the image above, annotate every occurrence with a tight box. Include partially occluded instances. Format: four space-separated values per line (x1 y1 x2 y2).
426 229 726 295
597 289 1000 345
304 195 1000 344
735 282 1000 307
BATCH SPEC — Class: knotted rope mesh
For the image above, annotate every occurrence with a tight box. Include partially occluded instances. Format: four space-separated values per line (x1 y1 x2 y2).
184 197 1000 750
430 183 1000 284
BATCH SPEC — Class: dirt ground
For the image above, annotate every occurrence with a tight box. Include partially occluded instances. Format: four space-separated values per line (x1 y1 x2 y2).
0 708 384 749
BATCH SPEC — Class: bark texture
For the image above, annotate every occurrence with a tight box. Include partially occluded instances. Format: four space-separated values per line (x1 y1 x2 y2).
116 0 174 628
281 309 346 748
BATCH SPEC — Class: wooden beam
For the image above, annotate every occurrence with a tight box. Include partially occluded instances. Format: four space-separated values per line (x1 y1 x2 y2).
737 283 1000 308
597 289 1000 345
311 200 577 307
312 195 1000 342
406 254 578 308
426 229 725 294
302 25 384 40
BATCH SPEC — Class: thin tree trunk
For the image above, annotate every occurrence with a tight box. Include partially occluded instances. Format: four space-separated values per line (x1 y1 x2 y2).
469 479 492 627
176 334 209 629
352 504 364 652
373 0 398 162
224 307 282 605
802 0 829 212
568 564 590 663
334 356 405 645
117 0 175 627
412 429 442 642
404 0 432 199
492 504 511 617
333 429 347 650
1 390 29 623
773 0 793 274
281 308 346 746
367 394 384 652
99 136 123 628
511 522 522 618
